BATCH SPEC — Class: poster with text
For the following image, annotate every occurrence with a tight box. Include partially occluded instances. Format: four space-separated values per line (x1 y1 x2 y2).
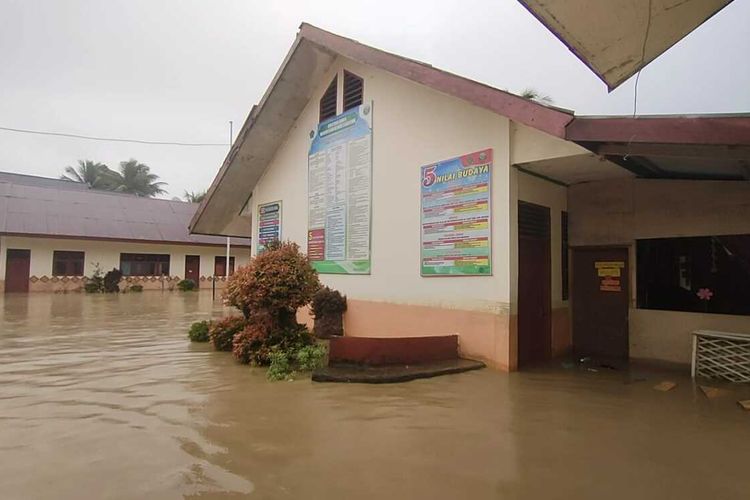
421 149 492 276
307 103 372 274
257 201 282 255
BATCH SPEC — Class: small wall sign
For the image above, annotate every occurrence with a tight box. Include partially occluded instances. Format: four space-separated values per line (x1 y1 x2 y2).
595 261 624 292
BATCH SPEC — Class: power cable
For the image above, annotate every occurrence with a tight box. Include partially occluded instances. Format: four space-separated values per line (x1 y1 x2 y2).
0 125 229 147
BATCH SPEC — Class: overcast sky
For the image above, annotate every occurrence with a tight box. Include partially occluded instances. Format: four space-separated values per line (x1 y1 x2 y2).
1 0 748 199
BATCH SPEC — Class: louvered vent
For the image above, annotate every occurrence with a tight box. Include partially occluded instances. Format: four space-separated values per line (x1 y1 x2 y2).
519 201 550 239
343 70 363 111
319 76 337 122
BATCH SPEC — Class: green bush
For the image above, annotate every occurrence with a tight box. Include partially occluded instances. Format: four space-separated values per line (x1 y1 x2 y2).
295 344 327 371
103 268 122 293
267 350 292 381
129 284 143 292
209 316 246 351
188 320 211 342
265 342 327 381
177 279 197 291
85 263 105 293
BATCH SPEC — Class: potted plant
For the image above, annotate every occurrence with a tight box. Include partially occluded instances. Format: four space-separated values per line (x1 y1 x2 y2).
311 286 347 338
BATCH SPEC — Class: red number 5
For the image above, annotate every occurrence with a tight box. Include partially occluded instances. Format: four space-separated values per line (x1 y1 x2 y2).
422 166 437 187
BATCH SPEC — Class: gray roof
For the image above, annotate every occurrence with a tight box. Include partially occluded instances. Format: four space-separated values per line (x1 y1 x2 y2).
0 171 251 247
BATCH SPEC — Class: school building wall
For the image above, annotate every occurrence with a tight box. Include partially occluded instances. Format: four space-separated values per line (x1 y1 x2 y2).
0 235 250 293
568 178 750 365
250 56 576 370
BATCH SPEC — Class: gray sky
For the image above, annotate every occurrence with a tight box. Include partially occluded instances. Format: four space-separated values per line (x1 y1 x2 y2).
1 0 748 199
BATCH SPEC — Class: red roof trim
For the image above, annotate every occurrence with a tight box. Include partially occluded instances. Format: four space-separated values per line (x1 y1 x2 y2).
298 23 574 138
566 116 750 146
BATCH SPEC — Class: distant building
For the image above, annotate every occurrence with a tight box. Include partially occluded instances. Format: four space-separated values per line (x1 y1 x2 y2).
0 172 250 293
191 24 750 371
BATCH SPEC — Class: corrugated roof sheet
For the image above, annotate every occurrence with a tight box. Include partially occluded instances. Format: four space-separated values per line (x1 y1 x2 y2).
0 172 250 247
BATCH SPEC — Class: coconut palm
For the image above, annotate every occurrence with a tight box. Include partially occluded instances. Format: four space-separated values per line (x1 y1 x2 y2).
60 160 114 189
183 190 207 203
520 88 553 104
109 159 167 197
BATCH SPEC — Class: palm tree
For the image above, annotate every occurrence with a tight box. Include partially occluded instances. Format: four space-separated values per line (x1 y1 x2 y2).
520 88 553 104
183 190 207 203
109 159 167 197
60 160 114 189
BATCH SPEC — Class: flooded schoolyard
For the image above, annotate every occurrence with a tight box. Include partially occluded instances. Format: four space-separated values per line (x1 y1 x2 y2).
1 292 749 499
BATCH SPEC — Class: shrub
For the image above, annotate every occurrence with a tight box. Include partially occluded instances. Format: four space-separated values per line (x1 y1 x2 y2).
223 240 320 327
129 284 143 292
85 263 105 293
311 287 347 338
311 287 347 317
103 268 122 293
295 344 327 371
265 341 327 381
177 279 197 292
209 316 247 351
267 350 292 381
188 320 211 342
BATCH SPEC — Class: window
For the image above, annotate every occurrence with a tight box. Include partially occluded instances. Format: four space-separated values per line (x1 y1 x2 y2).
637 235 750 316
319 76 337 122
52 251 84 276
120 253 170 276
561 211 569 300
214 256 235 277
343 70 363 111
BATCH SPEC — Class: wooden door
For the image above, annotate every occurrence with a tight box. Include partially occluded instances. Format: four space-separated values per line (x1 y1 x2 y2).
572 247 630 360
5 249 31 293
184 255 200 283
518 202 552 367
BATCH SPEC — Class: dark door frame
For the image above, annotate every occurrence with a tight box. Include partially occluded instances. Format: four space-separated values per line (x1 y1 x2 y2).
184 255 200 283
5 248 32 293
517 201 552 368
571 245 631 361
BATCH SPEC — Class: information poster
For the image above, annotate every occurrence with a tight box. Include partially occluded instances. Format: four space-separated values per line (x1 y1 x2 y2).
596 261 624 292
257 201 282 254
420 149 492 276
307 103 372 274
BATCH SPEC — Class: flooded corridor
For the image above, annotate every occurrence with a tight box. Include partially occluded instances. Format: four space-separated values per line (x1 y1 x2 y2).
1 292 749 499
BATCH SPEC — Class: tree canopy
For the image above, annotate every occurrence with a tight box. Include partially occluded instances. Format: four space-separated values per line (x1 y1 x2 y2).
60 158 167 197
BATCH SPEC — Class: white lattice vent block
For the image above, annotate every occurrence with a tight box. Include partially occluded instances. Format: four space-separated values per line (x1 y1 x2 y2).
692 330 750 383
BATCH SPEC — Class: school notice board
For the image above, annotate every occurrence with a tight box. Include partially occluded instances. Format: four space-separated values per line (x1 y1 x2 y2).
307 103 372 274
420 148 492 276
257 201 282 255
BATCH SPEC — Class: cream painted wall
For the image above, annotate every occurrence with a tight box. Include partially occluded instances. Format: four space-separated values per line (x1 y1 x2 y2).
0 236 250 279
510 122 585 165
251 57 513 315
569 178 750 364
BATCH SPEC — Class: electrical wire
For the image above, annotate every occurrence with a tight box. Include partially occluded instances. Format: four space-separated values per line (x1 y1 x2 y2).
632 0 653 118
0 125 229 147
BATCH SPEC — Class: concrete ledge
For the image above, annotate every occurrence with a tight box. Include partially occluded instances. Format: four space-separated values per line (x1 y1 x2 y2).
312 358 485 384
328 335 459 365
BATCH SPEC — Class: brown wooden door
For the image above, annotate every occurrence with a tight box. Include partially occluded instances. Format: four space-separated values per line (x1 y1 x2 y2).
184 255 200 283
5 249 31 293
572 247 629 360
518 202 552 367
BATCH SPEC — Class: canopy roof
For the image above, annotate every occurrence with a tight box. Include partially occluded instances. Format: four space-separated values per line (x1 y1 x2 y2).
518 0 733 89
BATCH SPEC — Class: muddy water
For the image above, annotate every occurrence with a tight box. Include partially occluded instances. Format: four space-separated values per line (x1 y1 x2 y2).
1 292 749 499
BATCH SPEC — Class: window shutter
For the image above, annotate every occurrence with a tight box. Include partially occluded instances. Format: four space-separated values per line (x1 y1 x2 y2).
343 70 363 111
319 76 337 122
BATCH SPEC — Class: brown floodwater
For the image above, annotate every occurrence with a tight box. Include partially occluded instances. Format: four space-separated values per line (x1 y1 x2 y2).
1 292 749 499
